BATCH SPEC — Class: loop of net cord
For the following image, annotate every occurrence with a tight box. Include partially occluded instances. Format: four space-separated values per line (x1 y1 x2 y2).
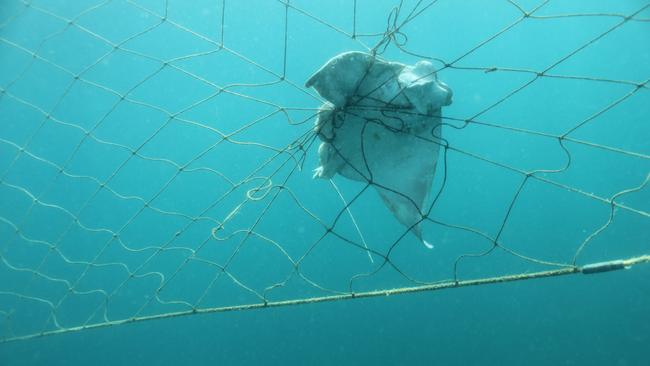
0 0 648 343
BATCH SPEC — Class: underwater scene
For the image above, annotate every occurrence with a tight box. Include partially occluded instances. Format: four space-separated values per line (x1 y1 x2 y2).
0 0 649 365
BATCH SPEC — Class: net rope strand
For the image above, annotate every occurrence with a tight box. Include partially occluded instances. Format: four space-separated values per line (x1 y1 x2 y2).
1 254 648 345
0 0 648 342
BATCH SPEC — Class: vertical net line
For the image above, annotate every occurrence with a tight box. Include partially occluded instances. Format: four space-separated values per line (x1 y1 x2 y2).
0 0 648 342
331 1 649 281
2 0 323 330
1 0 308 332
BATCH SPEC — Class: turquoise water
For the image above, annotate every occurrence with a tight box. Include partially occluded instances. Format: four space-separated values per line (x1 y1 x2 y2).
1 0 649 365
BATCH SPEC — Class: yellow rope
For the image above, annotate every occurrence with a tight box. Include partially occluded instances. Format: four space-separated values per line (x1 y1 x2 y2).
1 254 648 344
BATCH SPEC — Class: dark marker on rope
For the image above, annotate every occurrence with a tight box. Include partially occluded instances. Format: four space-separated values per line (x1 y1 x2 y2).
581 260 629 274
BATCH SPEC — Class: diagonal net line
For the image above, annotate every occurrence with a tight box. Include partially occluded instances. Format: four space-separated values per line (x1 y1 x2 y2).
0 0 648 342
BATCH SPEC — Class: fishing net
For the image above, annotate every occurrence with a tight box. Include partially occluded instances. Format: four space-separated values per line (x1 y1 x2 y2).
0 0 648 343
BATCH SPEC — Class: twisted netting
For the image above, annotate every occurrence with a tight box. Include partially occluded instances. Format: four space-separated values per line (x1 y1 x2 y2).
0 0 648 342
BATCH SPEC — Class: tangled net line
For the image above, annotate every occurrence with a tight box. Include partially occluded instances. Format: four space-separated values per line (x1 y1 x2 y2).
0 0 648 343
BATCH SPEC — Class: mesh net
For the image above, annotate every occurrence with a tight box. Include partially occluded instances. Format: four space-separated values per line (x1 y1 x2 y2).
0 0 649 342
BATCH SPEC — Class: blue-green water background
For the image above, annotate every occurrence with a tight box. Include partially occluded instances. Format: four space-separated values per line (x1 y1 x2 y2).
0 0 649 365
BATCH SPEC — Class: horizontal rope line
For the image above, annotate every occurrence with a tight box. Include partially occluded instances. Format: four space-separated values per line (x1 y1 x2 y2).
2 254 648 344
